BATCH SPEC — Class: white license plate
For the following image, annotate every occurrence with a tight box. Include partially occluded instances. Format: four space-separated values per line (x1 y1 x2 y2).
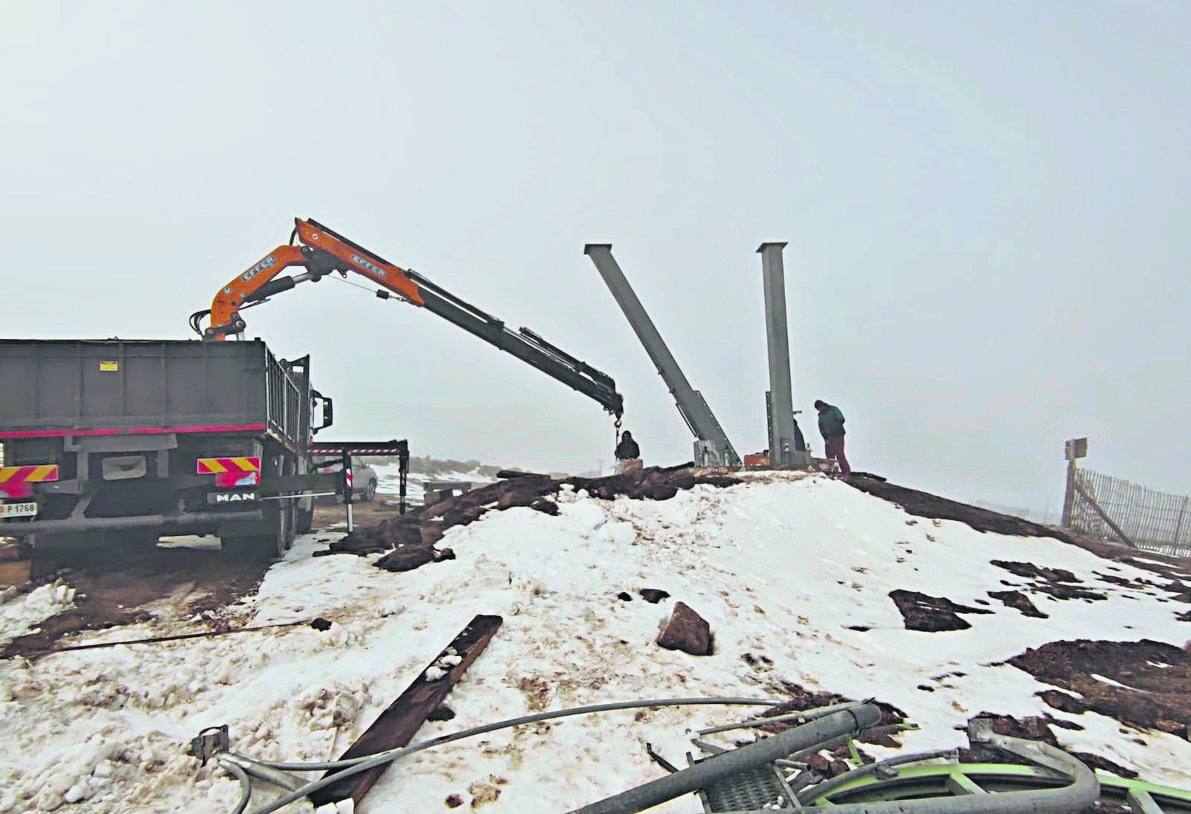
0 502 38 519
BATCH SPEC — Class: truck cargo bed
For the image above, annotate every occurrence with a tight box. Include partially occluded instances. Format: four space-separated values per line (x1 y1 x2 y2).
0 340 307 449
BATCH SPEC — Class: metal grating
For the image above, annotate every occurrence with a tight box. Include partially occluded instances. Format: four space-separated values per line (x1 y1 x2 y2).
702 764 794 811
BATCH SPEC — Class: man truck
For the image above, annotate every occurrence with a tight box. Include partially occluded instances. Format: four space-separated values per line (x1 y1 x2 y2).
0 339 388 557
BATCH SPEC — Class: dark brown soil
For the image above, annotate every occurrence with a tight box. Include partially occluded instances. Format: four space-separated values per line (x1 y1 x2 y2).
1009 639 1191 739
888 589 994 631
843 476 1073 541
987 590 1048 618
2 543 272 659
374 545 455 573
991 560 1108 601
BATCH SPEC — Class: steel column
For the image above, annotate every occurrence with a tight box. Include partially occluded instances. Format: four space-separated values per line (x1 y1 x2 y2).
584 244 740 467
757 242 809 468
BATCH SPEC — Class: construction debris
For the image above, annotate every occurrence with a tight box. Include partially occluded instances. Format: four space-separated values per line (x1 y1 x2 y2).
309 614 503 808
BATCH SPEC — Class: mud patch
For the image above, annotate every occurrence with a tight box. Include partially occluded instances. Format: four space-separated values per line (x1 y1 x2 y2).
888 589 993 631
843 476 1072 540
1009 639 1191 738
1 544 271 659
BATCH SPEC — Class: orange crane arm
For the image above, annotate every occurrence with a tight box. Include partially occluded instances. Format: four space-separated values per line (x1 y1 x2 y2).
203 218 424 340
191 218 624 416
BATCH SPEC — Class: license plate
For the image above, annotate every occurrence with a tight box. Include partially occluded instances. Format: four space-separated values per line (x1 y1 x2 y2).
0 502 38 519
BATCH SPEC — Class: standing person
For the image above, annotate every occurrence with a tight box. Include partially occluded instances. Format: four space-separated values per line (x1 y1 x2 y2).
814 399 851 475
614 430 642 474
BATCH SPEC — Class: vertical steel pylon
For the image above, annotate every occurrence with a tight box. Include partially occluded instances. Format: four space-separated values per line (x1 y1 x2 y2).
757 243 810 468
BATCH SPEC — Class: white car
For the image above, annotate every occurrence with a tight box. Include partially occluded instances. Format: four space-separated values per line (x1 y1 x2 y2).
312 456 378 502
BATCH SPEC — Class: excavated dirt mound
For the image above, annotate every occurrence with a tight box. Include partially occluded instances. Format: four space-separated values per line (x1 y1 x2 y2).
888 589 994 631
327 466 741 566
1008 639 1191 739
843 475 1073 541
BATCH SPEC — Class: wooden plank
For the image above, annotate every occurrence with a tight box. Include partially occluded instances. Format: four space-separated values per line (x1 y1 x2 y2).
1073 479 1135 548
309 613 503 807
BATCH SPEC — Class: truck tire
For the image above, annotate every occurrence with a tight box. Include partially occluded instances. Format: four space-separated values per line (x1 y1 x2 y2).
113 531 160 559
361 479 377 502
296 506 314 534
222 504 293 559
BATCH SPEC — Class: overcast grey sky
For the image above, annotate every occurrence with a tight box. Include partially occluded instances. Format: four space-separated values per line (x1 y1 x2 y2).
2 1 1187 512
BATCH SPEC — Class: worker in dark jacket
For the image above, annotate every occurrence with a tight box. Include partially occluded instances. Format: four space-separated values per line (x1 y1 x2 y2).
814 400 850 475
614 431 642 474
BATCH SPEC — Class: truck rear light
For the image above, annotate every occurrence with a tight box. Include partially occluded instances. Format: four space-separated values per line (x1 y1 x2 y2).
196 456 261 488
0 464 59 499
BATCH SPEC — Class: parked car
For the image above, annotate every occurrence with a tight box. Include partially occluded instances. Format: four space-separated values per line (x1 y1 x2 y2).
311 456 378 502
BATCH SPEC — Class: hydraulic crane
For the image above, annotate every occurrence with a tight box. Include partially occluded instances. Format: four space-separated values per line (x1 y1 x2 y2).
189 218 624 419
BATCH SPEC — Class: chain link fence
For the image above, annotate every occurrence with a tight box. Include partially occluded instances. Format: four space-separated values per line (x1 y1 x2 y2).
1068 467 1191 557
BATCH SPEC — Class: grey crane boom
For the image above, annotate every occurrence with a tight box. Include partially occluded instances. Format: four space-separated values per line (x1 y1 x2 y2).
584 244 740 467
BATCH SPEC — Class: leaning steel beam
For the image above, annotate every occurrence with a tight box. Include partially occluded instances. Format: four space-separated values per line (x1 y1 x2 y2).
584 244 740 467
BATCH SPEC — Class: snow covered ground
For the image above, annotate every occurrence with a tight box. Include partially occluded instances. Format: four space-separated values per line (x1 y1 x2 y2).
0 583 76 647
1 473 1188 813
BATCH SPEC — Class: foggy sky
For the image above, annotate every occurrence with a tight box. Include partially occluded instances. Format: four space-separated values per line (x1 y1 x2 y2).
2 2 1187 513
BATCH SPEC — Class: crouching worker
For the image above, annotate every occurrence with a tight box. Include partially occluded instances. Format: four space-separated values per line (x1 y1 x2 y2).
615 430 642 475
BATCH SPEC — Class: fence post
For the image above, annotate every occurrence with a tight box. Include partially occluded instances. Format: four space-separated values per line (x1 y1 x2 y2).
1062 459 1075 529
1174 496 1190 548
1061 438 1087 529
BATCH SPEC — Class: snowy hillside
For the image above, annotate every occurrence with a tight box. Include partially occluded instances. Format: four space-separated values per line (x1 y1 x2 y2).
1 473 1188 813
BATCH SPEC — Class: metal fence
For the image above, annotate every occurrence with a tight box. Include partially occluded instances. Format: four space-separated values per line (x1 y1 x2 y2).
1069 467 1191 557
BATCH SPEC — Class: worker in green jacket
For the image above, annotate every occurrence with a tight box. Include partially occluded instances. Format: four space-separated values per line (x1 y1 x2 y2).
814 399 851 475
